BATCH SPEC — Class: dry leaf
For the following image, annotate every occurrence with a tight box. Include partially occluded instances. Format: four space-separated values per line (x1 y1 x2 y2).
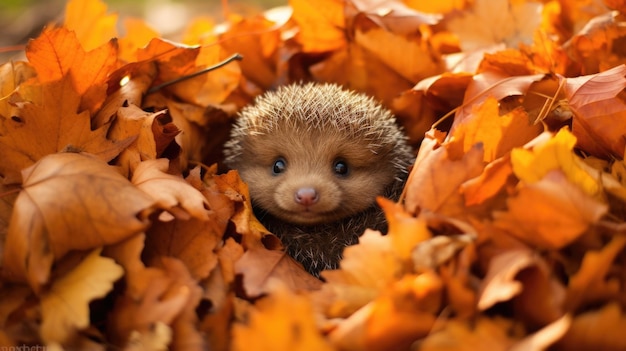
232 279 333 351
3 153 153 291
40 249 123 345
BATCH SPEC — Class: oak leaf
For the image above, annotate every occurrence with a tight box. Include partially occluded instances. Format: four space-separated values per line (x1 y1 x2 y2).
40 248 123 345
3 153 154 290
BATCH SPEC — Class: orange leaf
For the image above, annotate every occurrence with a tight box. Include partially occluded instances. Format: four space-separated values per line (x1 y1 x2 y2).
556 303 626 351
493 170 607 249
25 26 118 114
2 153 154 291
290 0 346 52
118 17 160 63
404 135 485 218
232 279 332 351
448 97 543 163
0 76 133 183
63 0 118 51
564 235 626 311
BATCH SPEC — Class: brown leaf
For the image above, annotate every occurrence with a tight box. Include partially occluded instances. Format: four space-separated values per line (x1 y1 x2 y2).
132 158 209 220
144 215 223 281
3 153 154 290
235 246 322 297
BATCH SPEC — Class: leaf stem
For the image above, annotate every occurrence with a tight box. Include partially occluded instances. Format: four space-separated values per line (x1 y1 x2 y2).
147 53 243 94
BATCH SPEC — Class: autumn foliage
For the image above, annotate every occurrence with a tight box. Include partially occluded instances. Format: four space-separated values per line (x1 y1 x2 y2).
2 0 626 349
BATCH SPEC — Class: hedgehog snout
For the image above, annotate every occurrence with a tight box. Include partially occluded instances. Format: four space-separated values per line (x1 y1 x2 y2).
294 187 319 206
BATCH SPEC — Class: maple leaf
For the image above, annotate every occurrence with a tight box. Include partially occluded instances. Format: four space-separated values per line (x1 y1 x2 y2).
510 129 601 196
2 153 154 291
0 75 133 183
25 26 118 114
447 96 543 163
40 248 123 345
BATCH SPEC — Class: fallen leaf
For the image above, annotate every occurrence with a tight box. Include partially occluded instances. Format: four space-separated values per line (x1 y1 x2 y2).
404 135 485 219
3 153 154 290
0 76 133 183
494 170 607 249
447 0 543 51
40 248 123 345
63 0 118 51
557 303 626 350
231 279 333 351
510 128 601 196
132 158 209 220
235 246 322 297
564 234 626 311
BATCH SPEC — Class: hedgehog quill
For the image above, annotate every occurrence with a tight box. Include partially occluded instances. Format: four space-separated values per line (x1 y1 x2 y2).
224 83 415 276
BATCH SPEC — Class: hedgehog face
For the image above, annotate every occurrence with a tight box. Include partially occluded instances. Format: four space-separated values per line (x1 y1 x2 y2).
223 82 413 226
233 128 397 225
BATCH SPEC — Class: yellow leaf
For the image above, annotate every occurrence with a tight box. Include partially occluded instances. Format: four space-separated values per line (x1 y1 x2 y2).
40 249 124 344
511 128 600 196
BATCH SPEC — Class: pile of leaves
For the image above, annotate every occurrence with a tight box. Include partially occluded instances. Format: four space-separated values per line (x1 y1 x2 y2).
2 0 626 349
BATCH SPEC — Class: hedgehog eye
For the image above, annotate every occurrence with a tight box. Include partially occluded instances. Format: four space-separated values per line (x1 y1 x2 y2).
273 158 287 175
333 160 349 176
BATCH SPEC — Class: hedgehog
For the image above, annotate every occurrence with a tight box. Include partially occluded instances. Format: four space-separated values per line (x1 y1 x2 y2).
223 82 414 276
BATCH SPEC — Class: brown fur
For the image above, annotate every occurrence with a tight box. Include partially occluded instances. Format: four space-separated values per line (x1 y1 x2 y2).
223 83 414 276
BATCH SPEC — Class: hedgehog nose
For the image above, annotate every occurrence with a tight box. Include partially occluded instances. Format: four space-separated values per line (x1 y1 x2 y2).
295 187 319 206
